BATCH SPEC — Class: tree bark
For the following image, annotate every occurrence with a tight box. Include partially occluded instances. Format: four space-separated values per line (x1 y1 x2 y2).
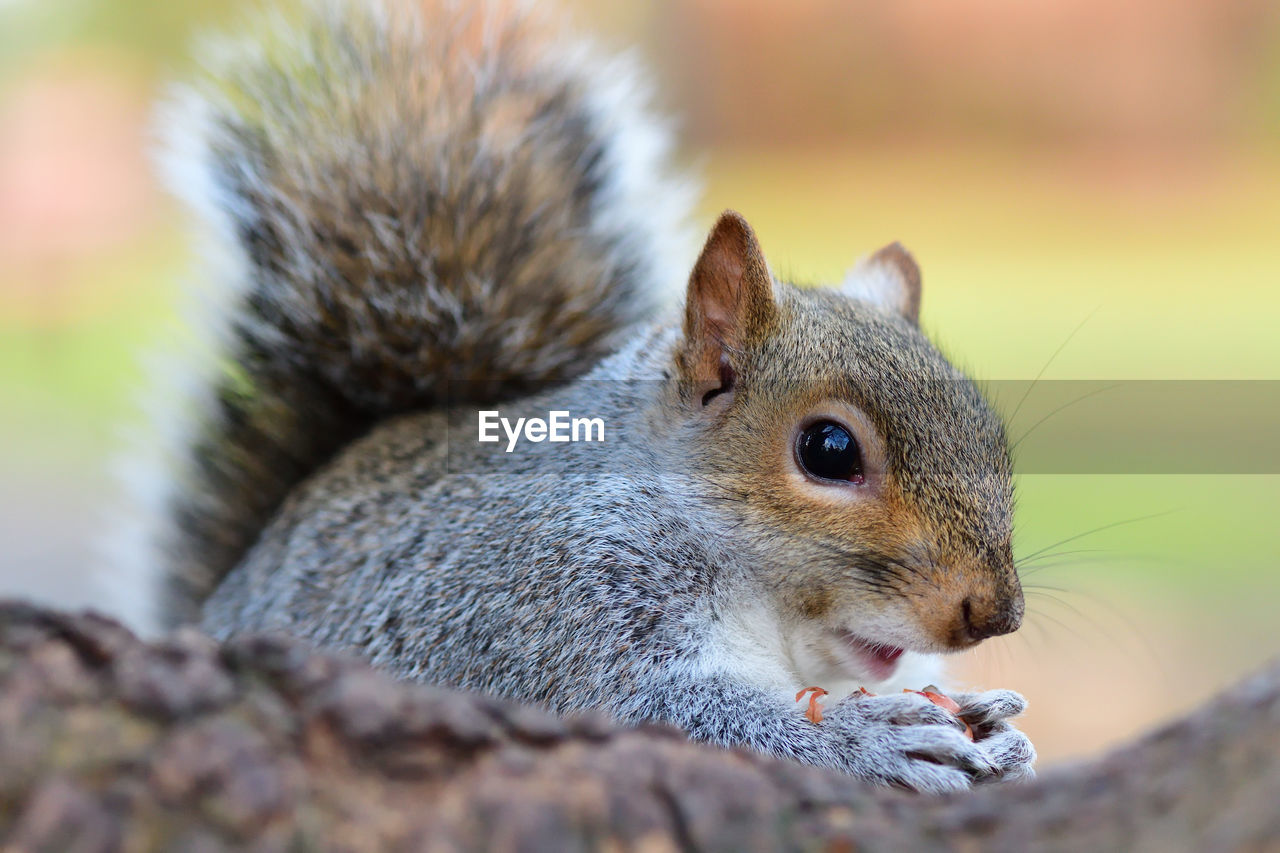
0 603 1276 852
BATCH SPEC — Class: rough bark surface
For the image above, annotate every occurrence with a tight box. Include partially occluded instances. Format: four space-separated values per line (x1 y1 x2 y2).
0 602 1276 852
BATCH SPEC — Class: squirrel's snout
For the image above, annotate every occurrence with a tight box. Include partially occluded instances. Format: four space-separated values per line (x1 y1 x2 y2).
960 592 1024 643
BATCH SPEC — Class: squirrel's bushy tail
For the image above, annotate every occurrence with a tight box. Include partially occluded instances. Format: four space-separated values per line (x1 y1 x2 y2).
118 0 692 629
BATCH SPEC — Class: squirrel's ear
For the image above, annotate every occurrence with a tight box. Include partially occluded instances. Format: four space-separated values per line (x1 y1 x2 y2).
679 211 777 399
841 242 922 324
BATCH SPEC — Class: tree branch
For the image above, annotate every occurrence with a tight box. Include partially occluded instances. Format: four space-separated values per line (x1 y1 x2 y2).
1 603 1276 851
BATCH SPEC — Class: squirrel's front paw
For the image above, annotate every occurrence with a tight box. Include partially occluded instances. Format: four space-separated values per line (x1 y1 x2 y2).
824 690 1034 793
948 688 1037 784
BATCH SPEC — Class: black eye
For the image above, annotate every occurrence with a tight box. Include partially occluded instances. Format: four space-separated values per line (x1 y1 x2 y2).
796 421 864 484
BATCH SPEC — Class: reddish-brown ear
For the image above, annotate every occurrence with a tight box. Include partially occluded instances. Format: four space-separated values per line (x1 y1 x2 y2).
841 242 922 324
679 212 776 400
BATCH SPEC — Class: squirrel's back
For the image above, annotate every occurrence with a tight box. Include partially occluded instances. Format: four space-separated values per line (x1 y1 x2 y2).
118 0 692 629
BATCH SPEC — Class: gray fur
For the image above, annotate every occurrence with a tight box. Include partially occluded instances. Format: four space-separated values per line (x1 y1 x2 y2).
150 0 1034 792
134 0 692 627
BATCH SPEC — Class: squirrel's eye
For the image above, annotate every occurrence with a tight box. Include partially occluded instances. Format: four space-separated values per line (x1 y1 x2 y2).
796 421 865 484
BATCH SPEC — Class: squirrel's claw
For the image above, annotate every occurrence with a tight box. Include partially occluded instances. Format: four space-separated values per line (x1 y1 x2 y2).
795 686 829 724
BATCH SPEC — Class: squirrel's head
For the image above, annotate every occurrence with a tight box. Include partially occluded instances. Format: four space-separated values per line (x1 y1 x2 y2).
672 211 1021 683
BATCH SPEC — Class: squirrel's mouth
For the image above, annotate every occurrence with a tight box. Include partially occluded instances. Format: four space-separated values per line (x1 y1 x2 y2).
834 631 905 681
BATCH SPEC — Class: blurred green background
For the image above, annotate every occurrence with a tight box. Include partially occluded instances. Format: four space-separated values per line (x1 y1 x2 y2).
2 0 1278 766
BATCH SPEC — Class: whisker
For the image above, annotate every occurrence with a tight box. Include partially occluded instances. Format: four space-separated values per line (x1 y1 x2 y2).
1023 581 1170 679
1017 547 1107 564
1018 509 1179 564
1018 555 1119 577
1011 382 1120 452
1022 604 1087 641
1005 304 1102 427
1024 588 1101 628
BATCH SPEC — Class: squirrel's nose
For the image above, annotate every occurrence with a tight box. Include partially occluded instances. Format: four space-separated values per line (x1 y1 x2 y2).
961 594 1023 642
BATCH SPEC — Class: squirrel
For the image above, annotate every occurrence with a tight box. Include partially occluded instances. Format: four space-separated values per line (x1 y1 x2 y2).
122 0 1036 793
